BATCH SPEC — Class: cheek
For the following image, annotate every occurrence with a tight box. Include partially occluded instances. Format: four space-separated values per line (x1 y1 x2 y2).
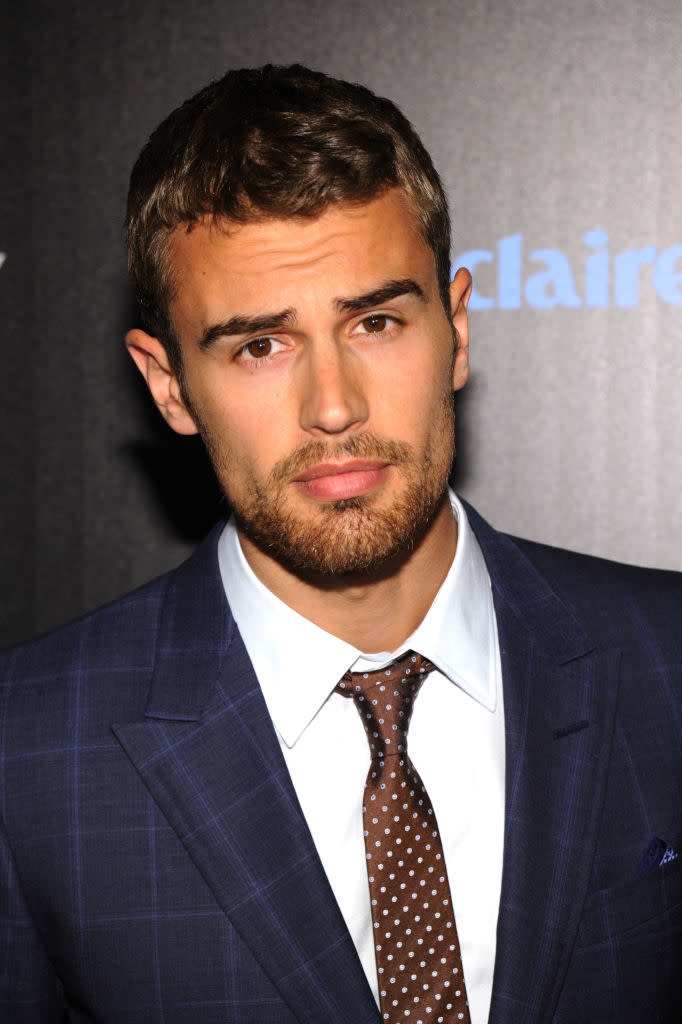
191 364 295 437
202 400 293 483
389 332 454 395
390 362 453 432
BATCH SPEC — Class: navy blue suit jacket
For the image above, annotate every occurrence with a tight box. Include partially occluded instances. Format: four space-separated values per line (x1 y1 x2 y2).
1 503 681 1022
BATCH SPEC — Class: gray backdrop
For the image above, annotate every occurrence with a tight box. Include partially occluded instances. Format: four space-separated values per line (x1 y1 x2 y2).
2 0 681 646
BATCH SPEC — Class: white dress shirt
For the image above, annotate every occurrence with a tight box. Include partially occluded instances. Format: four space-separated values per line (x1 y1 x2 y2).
218 492 505 1024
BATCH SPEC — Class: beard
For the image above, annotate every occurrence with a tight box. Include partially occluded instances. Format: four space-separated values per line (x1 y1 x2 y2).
200 398 456 579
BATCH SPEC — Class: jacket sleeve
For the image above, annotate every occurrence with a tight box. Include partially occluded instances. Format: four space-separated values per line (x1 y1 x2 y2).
0 818 66 1022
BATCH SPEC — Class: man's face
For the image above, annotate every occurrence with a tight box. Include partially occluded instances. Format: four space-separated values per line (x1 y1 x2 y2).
132 189 470 581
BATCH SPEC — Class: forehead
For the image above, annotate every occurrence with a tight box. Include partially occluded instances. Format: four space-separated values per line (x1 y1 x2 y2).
166 189 436 324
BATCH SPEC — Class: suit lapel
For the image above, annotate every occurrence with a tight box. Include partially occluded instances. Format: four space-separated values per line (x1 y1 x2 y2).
467 505 621 1023
113 529 378 1024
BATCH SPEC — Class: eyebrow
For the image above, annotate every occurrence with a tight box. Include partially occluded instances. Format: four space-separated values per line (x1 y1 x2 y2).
199 309 296 350
334 278 426 313
197 277 426 350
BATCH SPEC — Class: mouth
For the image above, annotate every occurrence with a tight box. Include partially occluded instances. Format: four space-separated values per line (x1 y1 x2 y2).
292 459 391 501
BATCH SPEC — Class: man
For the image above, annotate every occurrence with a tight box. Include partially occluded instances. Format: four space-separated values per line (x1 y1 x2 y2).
1 64 680 1024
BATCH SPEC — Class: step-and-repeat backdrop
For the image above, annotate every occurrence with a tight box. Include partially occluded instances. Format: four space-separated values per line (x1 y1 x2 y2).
2 0 681 644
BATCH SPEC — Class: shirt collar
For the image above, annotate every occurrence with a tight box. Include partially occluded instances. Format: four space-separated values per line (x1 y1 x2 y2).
218 491 497 749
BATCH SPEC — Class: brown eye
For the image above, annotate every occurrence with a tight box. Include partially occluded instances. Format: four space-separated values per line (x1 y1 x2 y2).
362 314 388 332
245 338 272 358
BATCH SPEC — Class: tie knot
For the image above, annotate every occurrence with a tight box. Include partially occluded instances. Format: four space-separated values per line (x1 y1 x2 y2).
336 650 434 760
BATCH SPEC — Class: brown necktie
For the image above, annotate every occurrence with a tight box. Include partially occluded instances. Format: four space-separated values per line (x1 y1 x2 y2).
336 651 471 1024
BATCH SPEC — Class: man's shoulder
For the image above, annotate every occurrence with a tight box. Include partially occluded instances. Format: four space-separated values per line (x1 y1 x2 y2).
512 530 682 597
3 567 169 673
507 531 682 666
0 524 235 776
464 499 682 654
0 523 227 697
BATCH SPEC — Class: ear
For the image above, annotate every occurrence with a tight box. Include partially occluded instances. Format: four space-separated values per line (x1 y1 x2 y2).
125 328 199 436
449 267 472 392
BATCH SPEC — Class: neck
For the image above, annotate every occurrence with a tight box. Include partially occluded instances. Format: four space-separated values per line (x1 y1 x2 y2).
237 495 458 652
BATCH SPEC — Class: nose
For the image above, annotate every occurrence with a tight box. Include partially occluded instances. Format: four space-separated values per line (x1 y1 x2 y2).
298 339 369 436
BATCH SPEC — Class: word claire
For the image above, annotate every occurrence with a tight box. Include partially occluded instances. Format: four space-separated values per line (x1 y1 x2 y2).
456 231 682 310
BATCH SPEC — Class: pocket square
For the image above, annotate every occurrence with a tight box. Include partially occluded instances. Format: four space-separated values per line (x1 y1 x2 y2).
636 836 679 878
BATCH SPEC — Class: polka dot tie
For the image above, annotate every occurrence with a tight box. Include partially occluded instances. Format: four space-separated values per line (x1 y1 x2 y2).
336 651 470 1024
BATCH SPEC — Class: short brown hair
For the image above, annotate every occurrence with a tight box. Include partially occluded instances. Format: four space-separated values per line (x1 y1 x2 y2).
126 64 451 375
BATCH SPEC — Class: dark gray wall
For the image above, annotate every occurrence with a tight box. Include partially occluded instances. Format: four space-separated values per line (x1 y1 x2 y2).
2 0 681 646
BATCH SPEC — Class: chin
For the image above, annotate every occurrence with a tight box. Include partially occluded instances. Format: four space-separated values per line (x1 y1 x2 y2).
234 483 448 580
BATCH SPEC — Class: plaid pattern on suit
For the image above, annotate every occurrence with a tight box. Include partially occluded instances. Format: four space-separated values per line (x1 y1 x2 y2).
1 502 681 1022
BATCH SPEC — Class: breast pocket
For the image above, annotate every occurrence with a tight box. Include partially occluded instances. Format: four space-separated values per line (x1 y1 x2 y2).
555 857 682 1022
577 855 682 947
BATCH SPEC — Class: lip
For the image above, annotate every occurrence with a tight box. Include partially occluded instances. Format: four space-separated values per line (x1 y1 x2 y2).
292 459 391 501
293 459 390 482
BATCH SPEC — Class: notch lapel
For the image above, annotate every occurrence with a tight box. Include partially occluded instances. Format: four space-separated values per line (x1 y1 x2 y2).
113 529 378 1024
466 506 621 1023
